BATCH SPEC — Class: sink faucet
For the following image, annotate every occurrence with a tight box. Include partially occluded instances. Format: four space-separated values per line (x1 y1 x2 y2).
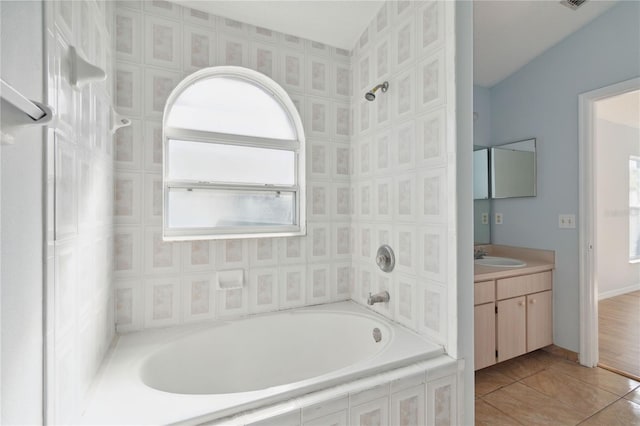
367 291 390 305
474 248 487 259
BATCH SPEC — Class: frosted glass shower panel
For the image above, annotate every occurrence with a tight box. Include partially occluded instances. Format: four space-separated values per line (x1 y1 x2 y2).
167 188 295 228
168 139 295 185
165 77 296 140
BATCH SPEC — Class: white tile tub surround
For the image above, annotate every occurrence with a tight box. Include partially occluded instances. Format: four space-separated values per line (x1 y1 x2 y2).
102 2 462 424
44 0 115 424
113 1 353 332
208 357 459 426
350 0 456 352
80 302 453 425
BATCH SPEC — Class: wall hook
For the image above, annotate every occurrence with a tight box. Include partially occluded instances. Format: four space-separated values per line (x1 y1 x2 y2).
69 46 106 89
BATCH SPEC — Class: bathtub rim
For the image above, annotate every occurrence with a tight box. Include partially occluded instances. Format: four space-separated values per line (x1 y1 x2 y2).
81 301 445 425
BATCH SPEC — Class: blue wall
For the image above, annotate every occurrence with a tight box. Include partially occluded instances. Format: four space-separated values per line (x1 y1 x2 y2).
473 85 491 148
488 1 640 352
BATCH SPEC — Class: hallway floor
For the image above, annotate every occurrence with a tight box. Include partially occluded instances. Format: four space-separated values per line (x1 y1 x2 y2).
599 290 640 380
475 350 640 425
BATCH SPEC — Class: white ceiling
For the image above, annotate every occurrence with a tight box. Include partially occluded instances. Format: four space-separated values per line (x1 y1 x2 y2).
474 0 617 87
596 90 640 129
172 1 384 50
174 1 618 88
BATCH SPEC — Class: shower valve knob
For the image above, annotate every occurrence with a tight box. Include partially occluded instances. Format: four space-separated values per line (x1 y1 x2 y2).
375 245 395 273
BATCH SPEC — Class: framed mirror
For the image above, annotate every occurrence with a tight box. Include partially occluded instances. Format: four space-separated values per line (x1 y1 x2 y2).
473 146 489 200
474 145 491 244
490 138 537 198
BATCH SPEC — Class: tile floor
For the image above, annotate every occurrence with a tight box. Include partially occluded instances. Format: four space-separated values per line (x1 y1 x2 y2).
599 290 640 380
475 350 640 425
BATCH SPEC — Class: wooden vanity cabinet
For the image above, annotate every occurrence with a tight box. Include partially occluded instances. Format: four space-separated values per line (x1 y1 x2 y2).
474 281 496 370
526 290 553 351
496 296 527 362
474 303 496 370
474 271 553 369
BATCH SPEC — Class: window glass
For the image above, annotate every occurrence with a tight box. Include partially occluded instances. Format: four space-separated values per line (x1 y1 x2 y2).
167 188 295 229
163 67 305 240
166 77 296 140
168 139 295 185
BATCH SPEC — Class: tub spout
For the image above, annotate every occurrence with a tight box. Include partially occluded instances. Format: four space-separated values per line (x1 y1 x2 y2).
367 291 390 306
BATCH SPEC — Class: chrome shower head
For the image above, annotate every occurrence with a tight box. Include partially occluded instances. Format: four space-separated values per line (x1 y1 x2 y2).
364 81 389 101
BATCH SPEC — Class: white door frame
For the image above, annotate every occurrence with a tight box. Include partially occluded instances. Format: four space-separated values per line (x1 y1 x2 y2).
578 77 640 367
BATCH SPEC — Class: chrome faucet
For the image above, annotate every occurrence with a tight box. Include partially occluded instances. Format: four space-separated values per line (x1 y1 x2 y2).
367 291 390 306
474 248 488 259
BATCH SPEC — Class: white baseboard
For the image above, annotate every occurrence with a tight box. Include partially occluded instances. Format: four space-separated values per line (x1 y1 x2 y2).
599 283 640 300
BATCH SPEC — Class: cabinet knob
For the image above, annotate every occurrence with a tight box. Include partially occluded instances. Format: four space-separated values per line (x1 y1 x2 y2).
530 299 536 304
518 301 524 306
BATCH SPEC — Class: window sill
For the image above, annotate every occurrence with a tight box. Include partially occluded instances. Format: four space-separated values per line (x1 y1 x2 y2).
163 227 306 242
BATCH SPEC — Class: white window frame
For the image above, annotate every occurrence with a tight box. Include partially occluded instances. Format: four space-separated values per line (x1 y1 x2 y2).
162 66 306 241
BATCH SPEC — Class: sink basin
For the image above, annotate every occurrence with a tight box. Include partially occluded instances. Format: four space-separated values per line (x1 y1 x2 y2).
475 256 527 268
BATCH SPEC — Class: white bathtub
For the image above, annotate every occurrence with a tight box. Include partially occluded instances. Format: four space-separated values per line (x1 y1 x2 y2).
82 302 445 425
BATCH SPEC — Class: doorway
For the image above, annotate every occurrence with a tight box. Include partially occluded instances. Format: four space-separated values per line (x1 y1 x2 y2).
579 78 640 380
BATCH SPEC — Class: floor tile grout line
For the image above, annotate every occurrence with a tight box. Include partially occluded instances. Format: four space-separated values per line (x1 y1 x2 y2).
478 395 528 426
623 394 640 407
546 361 640 397
575 396 626 425
520 364 623 400
482 378 588 424
476 352 640 425
475 381 514 399
509 361 559 383
515 367 631 423
484 369 601 425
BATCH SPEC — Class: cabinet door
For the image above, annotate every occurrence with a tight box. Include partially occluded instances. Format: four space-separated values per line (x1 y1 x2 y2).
527 290 553 351
474 303 496 370
496 296 526 362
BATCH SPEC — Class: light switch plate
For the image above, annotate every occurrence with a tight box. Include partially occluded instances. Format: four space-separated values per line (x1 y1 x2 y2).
559 214 576 229
481 213 489 225
495 213 503 225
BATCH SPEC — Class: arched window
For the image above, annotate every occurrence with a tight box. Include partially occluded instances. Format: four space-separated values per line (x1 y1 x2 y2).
162 66 305 240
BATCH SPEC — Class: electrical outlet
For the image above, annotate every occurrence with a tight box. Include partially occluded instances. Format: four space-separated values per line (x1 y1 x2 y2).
495 213 503 225
559 214 576 229
481 213 489 225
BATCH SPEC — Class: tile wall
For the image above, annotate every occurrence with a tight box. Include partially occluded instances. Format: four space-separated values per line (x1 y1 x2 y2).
348 0 457 349
44 0 115 423
113 0 353 331
207 357 458 426
112 0 457 356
